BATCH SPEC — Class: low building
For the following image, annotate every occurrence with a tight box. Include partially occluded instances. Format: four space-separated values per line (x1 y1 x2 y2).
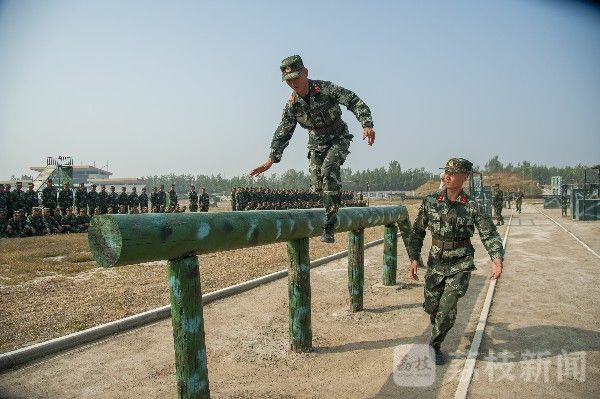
30 165 112 185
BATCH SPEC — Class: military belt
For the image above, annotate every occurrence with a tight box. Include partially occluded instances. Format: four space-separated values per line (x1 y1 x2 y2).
432 238 471 250
312 118 344 135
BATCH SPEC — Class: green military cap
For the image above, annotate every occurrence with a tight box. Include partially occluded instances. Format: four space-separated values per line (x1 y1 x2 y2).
441 157 473 174
280 55 304 81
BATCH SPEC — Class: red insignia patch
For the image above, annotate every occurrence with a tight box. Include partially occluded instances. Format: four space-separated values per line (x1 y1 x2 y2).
460 195 467 205
314 84 321 94
291 94 296 104
437 194 444 202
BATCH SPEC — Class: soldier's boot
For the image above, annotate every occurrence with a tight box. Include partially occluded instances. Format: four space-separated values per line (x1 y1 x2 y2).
430 313 435 325
430 344 445 365
320 224 335 243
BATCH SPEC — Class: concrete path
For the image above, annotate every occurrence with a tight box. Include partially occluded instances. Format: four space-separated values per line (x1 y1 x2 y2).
0 204 598 398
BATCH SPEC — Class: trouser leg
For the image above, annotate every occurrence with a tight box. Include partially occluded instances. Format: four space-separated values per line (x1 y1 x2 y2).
428 271 471 347
319 140 350 227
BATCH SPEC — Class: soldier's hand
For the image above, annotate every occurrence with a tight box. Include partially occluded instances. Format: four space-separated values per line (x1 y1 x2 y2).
250 158 274 177
409 260 419 280
363 127 375 146
490 258 503 280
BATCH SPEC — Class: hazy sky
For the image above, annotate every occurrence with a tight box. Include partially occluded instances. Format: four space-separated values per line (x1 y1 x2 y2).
1 0 599 180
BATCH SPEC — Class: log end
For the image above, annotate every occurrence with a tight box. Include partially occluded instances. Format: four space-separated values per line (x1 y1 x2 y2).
88 215 123 268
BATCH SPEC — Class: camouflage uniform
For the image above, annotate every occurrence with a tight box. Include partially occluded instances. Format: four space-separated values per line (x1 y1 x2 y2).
129 188 140 209
189 188 199 212
11 185 27 214
74 185 88 213
231 188 237 211
0 188 7 216
98 186 109 214
28 210 49 236
515 191 524 214
168 186 178 207
118 188 129 213
200 192 209 212
408 158 504 350
58 186 74 215
87 185 100 213
269 56 373 231
492 186 504 225
156 188 167 210
139 189 149 210
41 184 58 211
6 212 33 237
108 187 118 213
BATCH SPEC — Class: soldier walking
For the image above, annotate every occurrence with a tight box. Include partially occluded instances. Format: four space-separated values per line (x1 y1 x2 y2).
409 158 504 365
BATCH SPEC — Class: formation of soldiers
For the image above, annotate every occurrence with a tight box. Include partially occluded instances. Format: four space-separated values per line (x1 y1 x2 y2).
0 180 211 238
230 187 366 211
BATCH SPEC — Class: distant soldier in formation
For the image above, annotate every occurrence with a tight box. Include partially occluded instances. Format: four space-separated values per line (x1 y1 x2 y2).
561 185 569 217
24 182 38 215
188 185 199 212
73 208 90 233
515 189 524 214
29 207 49 236
87 184 100 214
0 211 8 237
200 187 209 212
156 185 167 210
0 185 8 217
168 184 178 207
74 183 88 213
11 181 27 215
4 184 13 218
49 208 65 233
492 183 504 226
129 187 140 209
61 207 77 233
150 187 158 211
139 187 149 210
98 185 109 214
506 192 512 209
58 182 74 215
41 179 58 211
42 208 61 234
7 209 34 237
108 186 118 214
118 187 129 213
231 187 237 211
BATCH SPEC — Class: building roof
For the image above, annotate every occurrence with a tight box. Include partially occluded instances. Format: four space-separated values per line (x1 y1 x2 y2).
30 165 112 176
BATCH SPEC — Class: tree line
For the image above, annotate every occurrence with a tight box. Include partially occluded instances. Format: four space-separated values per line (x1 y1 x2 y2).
142 161 436 195
482 156 593 185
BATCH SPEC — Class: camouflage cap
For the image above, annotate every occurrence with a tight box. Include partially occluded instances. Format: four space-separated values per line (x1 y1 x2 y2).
280 55 304 81
441 158 473 174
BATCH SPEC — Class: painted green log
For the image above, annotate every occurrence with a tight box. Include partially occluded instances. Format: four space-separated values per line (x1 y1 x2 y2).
88 206 408 267
287 237 312 352
382 224 398 286
397 214 424 267
167 255 210 399
347 229 364 312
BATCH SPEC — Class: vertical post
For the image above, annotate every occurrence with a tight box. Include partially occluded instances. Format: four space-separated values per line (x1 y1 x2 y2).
382 224 398 285
348 229 365 312
167 255 210 399
287 237 312 352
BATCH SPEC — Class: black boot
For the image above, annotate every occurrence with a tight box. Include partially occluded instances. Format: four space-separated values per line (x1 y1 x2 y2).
430 314 435 325
320 224 335 243
430 344 445 365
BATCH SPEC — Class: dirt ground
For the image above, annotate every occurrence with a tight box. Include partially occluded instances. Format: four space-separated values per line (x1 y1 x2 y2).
0 200 418 352
1 203 598 398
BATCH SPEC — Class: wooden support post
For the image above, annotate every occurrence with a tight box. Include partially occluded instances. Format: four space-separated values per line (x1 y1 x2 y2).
382 224 398 285
167 255 210 399
287 237 312 352
348 229 365 312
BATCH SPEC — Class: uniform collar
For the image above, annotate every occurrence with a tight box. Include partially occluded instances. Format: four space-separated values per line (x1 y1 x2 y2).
437 189 468 205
